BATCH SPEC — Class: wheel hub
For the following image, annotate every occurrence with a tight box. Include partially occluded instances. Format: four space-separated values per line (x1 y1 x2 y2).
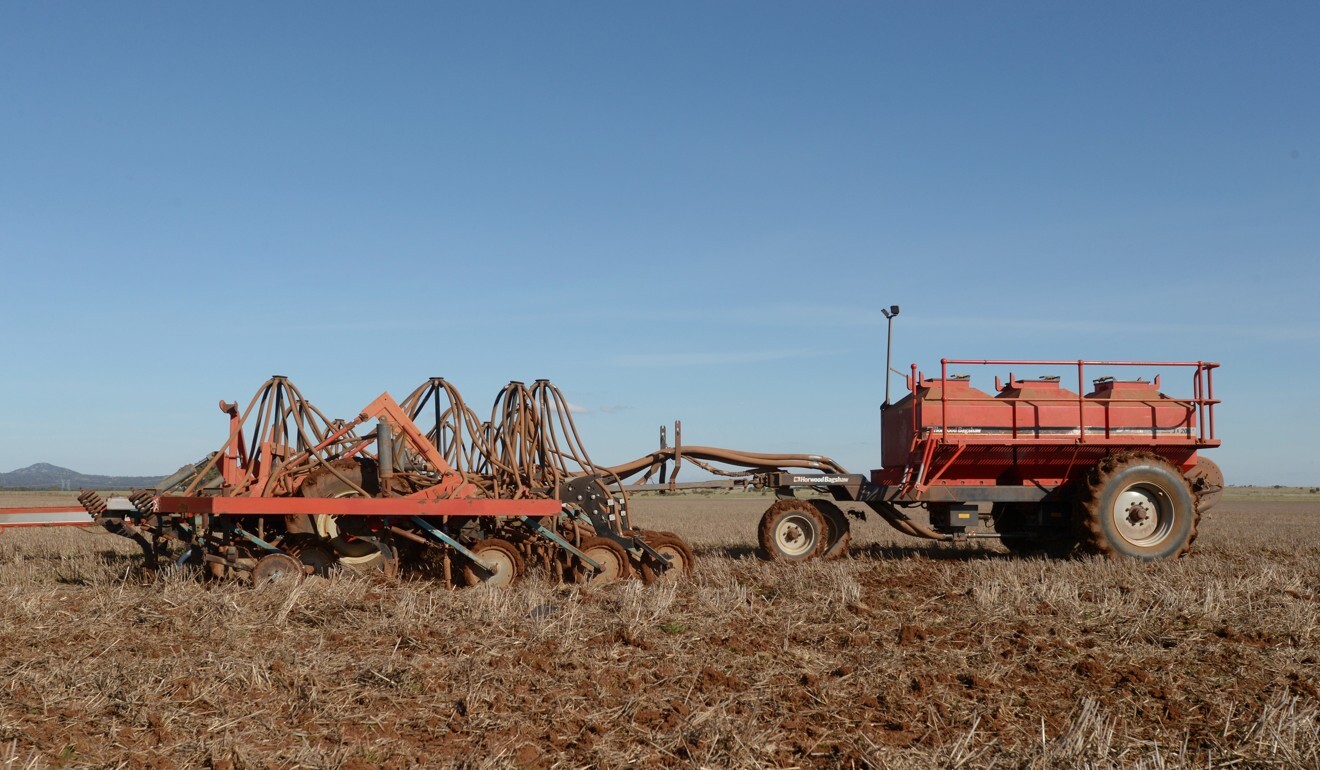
1111 484 1171 546
775 515 817 557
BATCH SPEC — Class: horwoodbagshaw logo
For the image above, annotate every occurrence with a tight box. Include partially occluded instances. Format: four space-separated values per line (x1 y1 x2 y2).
792 475 852 484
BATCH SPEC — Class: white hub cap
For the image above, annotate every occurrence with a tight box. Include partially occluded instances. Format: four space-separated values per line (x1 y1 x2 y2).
1111 483 1172 547
774 514 819 557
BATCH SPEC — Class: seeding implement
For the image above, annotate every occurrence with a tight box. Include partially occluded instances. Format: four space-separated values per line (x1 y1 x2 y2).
50 377 694 586
0 309 1224 570
609 310 1223 562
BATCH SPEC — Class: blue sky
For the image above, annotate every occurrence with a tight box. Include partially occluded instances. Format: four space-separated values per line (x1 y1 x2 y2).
1 3 1316 484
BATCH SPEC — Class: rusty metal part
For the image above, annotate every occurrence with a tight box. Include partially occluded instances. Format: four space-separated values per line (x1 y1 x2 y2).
81 374 687 588
1185 455 1224 513
637 531 695 585
576 537 631 583
251 553 304 585
460 538 523 588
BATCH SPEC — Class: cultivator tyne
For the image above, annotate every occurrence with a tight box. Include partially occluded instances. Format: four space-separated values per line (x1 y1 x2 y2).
75 376 693 587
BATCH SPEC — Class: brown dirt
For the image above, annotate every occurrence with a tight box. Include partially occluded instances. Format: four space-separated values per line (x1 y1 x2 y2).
0 493 1316 768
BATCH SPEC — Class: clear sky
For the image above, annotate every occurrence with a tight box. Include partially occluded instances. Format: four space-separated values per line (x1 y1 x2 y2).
1 3 1316 485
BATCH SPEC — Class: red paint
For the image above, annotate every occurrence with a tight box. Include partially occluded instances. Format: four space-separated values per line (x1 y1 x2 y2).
878 360 1219 493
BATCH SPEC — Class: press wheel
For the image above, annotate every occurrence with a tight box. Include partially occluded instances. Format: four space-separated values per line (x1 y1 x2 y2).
638 531 695 584
577 536 632 584
460 538 524 588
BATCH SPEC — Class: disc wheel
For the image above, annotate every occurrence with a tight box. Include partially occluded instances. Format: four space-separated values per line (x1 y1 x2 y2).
757 499 827 562
460 538 524 588
576 536 632 584
251 553 304 585
638 531 696 585
810 500 852 560
1076 452 1197 561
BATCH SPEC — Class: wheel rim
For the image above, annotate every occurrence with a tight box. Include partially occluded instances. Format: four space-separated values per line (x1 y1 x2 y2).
657 545 688 574
584 545 625 583
774 514 819 557
648 542 690 582
470 546 518 588
1110 482 1173 547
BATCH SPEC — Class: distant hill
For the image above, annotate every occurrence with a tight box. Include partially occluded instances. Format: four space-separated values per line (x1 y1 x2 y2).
0 463 163 490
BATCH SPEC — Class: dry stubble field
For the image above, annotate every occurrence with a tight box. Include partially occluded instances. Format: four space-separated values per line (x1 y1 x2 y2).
0 489 1317 769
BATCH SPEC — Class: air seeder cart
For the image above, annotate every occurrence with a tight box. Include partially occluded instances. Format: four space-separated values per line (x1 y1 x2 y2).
605 317 1221 563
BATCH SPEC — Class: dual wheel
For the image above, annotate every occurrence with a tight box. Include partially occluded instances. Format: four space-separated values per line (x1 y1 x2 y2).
756 499 851 562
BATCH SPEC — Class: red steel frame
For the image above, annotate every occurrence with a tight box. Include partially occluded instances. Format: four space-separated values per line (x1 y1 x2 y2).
883 359 1219 495
154 496 561 517
922 359 1219 446
163 391 560 518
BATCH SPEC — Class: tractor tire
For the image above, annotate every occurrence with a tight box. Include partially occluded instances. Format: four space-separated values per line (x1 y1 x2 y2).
757 499 827 562
1076 452 1197 561
810 500 852 560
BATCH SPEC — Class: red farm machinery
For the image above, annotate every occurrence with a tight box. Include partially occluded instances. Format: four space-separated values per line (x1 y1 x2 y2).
58 376 694 587
0 307 1223 579
605 309 1223 563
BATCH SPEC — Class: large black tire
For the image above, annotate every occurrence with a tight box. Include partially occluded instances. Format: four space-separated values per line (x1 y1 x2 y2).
1076 452 1197 561
757 499 827 562
810 500 852 560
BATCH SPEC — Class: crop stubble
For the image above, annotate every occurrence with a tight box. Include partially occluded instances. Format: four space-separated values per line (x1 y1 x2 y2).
0 492 1316 769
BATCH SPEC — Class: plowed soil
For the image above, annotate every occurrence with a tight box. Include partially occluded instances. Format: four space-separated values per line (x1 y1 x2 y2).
0 491 1316 769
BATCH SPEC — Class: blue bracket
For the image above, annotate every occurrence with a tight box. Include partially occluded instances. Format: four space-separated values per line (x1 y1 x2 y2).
233 526 282 553
409 516 494 572
517 516 602 572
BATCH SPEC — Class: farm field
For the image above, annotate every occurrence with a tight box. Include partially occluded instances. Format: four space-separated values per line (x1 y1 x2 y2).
0 490 1317 769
